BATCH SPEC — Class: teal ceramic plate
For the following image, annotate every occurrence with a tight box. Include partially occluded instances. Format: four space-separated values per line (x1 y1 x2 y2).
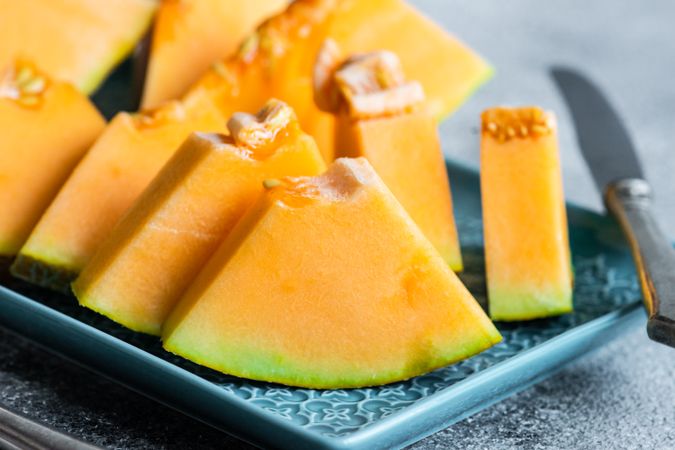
0 159 643 450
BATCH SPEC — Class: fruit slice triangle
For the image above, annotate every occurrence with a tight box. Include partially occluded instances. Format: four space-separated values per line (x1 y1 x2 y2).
140 0 286 108
163 158 501 389
0 0 157 94
73 100 326 336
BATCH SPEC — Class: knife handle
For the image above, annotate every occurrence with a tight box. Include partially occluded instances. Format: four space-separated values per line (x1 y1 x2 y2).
605 178 675 346
0 403 98 450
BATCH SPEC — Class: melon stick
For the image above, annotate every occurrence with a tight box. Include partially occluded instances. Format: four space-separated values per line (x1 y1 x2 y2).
0 61 106 258
480 107 574 321
73 100 326 336
163 158 501 389
316 42 463 270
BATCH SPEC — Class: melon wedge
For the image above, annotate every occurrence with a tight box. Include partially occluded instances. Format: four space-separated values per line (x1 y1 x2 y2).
329 0 492 119
140 0 286 108
0 61 106 257
320 45 462 270
184 0 337 160
480 107 573 321
163 158 501 388
185 0 492 161
73 100 326 335
12 93 225 292
0 0 157 94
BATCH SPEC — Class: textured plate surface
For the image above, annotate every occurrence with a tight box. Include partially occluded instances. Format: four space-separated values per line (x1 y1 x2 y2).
0 160 643 450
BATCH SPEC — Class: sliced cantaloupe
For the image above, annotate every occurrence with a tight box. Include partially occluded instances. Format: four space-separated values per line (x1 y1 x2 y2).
480 107 573 321
328 0 492 119
12 92 225 292
140 0 286 108
162 158 501 388
184 0 337 160
316 43 462 270
185 0 492 162
0 61 106 257
0 0 157 94
73 100 326 335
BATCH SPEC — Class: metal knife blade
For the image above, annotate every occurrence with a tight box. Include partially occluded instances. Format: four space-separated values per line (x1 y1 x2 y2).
552 66 675 347
551 67 644 191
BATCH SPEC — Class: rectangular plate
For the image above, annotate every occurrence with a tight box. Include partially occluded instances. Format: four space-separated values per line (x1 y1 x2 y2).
0 161 643 450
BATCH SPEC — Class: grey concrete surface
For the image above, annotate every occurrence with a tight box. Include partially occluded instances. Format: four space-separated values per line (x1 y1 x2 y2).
2 1 675 449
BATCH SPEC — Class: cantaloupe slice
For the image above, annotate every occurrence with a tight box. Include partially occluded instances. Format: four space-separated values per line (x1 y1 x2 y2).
12 92 225 292
73 100 326 335
0 61 106 258
163 158 501 388
480 107 573 321
184 0 337 160
140 0 286 108
0 0 157 94
316 43 462 270
185 0 492 162
329 0 492 119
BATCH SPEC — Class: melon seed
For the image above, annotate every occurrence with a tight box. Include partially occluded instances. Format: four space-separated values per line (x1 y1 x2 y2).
20 76 46 94
14 66 33 85
263 179 282 189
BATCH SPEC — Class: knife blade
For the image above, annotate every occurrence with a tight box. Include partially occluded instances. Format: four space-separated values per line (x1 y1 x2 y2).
552 67 675 347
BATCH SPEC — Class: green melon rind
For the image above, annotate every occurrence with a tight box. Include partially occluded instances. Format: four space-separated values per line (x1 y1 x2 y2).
488 285 573 322
163 324 502 389
10 253 78 294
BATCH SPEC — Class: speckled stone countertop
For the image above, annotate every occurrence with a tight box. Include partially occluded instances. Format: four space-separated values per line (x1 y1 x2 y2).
2 1 675 448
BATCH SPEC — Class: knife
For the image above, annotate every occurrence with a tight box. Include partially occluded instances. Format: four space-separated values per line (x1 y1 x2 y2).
0 402 100 450
552 67 675 347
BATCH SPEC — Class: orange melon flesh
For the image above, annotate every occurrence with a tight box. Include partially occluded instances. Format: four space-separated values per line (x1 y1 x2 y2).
480 107 573 321
140 0 286 108
336 110 463 270
185 0 492 162
73 101 326 335
0 0 157 94
13 93 225 292
163 158 501 388
0 61 106 257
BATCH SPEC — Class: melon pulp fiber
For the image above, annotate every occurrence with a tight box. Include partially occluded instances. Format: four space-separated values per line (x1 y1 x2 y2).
13 93 225 292
140 0 286 108
73 102 326 336
0 61 106 257
185 0 492 162
0 0 157 94
163 158 501 389
480 107 573 321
